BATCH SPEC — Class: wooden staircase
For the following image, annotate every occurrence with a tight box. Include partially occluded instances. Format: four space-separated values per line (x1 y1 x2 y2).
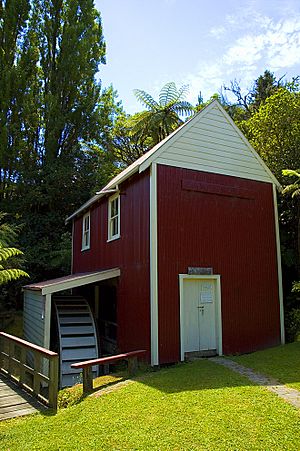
54 297 99 388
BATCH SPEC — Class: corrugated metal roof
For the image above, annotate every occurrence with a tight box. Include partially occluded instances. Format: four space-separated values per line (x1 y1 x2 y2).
23 268 120 295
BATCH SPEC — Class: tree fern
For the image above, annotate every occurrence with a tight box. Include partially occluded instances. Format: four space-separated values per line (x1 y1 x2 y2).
0 268 29 285
0 215 29 286
133 82 194 144
282 170 300 198
0 246 24 262
133 89 159 111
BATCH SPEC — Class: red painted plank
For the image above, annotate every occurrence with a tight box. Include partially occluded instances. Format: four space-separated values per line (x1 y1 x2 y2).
71 350 147 369
157 165 280 363
72 170 151 359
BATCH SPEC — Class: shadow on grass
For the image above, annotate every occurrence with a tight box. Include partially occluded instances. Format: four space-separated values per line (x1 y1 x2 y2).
132 359 253 394
42 343 300 415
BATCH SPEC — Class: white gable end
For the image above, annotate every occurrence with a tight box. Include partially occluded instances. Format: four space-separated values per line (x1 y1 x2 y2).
143 101 279 186
67 100 280 222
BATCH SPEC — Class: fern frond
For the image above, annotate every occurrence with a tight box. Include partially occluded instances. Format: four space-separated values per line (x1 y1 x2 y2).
0 246 24 262
159 82 178 106
292 281 300 292
0 269 29 285
171 101 194 116
133 89 159 111
176 84 190 100
0 212 19 246
282 169 300 178
292 188 300 198
159 82 190 107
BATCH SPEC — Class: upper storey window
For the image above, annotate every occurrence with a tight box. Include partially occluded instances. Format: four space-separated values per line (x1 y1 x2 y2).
108 193 120 241
81 211 90 250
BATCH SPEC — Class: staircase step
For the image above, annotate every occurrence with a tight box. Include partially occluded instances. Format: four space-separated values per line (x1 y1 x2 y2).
54 296 99 388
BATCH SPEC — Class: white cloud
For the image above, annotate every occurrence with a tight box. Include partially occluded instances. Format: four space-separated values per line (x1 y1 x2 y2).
210 26 226 38
224 16 300 69
183 13 300 102
224 35 266 66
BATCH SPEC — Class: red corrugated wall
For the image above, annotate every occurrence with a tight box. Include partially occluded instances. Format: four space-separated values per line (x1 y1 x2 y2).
72 170 150 358
157 165 281 363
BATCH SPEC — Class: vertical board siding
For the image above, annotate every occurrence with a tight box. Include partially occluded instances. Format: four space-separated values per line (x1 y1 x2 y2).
72 170 151 359
156 104 272 184
23 290 45 347
157 165 280 363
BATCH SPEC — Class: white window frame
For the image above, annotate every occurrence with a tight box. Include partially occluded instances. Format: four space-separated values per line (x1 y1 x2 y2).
108 193 120 241
81 211 90 251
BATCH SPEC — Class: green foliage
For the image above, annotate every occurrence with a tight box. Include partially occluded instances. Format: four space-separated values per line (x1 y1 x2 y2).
58 384 83 408
0 1 121 286
282 168 300 299
0 243 29 286
108 111 153 166
0 213 29 288
223 70 286 120
282 169 300 198
133 82 194 144
285 308 300 342
3 311 23 337
57 372 126 408
239 88 300 181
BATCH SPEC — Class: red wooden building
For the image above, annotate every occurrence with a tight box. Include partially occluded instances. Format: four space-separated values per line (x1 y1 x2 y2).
24 100 284 385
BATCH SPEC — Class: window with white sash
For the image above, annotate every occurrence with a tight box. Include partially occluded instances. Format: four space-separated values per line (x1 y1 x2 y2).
82 211 90 250
108 193 120 241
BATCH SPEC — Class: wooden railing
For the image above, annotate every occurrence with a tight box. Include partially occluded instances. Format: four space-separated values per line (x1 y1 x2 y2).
0 332 59 411
71 350 147 394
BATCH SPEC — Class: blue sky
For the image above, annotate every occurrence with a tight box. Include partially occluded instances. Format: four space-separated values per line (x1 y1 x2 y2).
95 0 300 114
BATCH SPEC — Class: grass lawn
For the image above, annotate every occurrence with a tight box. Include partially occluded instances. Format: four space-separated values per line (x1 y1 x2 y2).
231 341 300 391
1 359 300 450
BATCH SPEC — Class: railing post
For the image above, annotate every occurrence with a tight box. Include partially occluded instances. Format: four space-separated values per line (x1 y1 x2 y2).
83 366 93 394
33 353 42 396
19 348 27 385
0 335 3 370
8 340 14 377
127 356 138 376
48 355 59 411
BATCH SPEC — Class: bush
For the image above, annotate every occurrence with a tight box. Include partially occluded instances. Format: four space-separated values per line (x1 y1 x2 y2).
285 308 300 342
57 384 83 409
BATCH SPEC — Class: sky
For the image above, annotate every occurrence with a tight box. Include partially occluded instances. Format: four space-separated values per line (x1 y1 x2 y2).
95 0 300 114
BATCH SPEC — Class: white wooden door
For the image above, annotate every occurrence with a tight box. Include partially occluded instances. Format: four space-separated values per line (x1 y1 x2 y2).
183 278 217 352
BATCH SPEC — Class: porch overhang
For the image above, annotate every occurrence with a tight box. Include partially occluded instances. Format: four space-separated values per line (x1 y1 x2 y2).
23 268 121 295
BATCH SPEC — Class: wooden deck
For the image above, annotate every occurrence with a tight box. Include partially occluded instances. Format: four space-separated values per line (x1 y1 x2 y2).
0 375 46 421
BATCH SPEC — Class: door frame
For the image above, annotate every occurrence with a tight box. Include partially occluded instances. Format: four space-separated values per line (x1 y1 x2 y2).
179 274 223 361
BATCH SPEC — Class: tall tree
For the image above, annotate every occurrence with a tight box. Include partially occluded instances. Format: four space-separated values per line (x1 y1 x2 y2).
223 70 286 120
0 0 37 199
0 1 120 281
239 88 300 182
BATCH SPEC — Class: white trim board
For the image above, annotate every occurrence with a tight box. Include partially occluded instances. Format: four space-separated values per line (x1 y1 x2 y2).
179 274 222 361
150 163 159 366
272 184 285 344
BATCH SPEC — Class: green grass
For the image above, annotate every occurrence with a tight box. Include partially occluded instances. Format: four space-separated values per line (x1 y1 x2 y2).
1 359 300 450
58 372 127 408
231 342 300 391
